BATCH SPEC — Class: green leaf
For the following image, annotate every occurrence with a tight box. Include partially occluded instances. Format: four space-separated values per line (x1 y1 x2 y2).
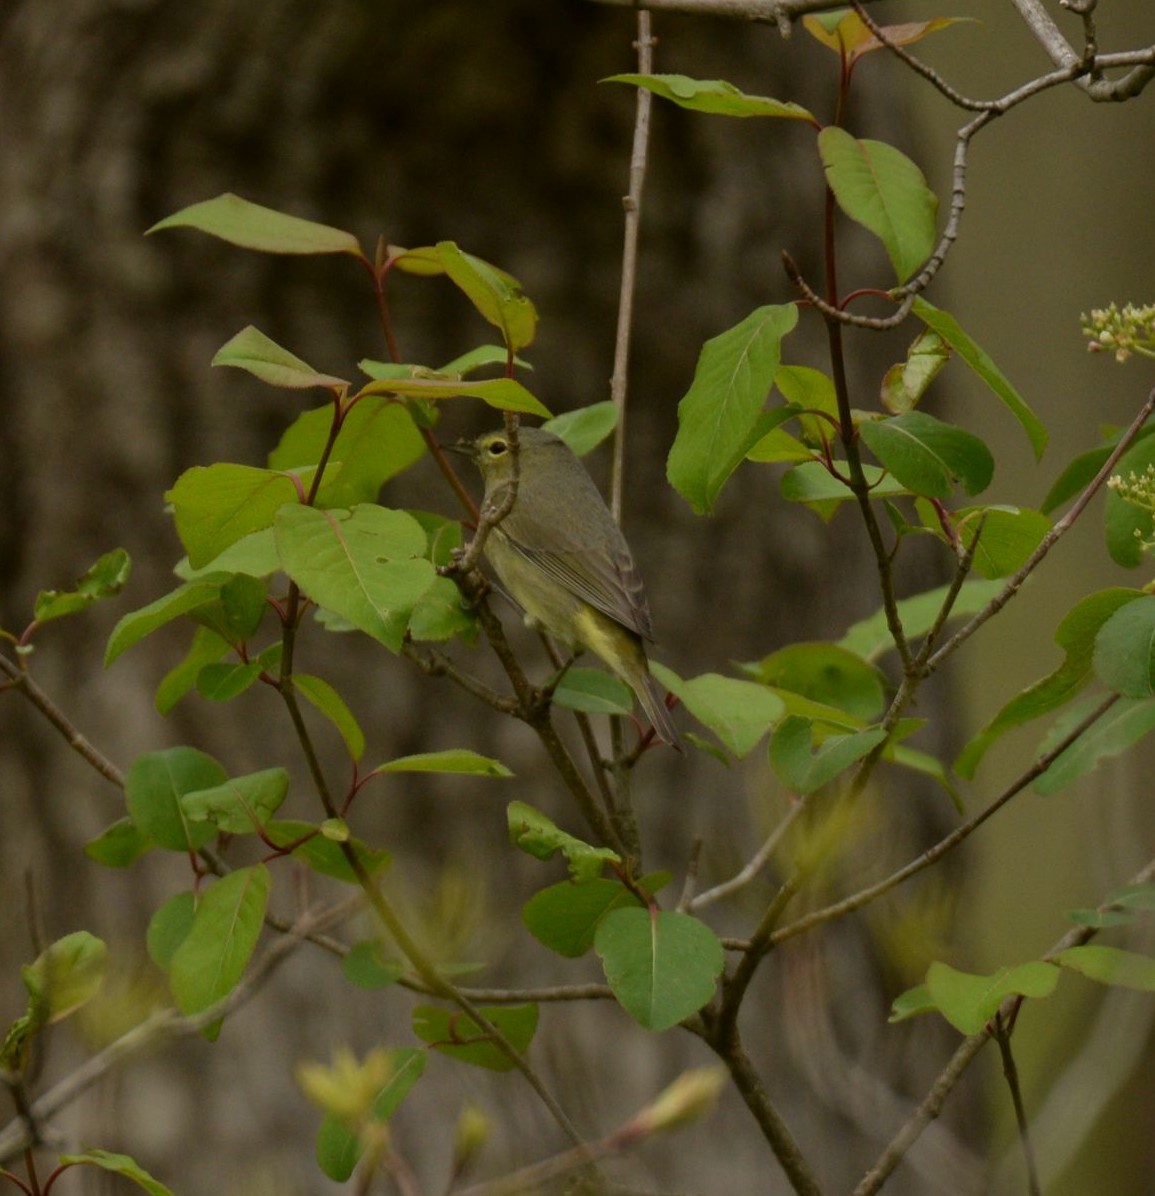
125 746 227 852
155 627 231 714
1033 696 1155 795
1041 427 1155 514
341 940 405 989
753 642 886 720
1094 595 1155 697
818 127 937 283
779 460 909 519
955 588 1142 778
315 1049 427 1181
911 299 1047 460
182 768 290 834
269 396 426 508
552 668 635 716
888 982 936 1023
438 344 532 377
507 801 620 882
59 1150 175 1196
651 664 784 757
265 820 390 883
146 892 196 973
435 241 537 351
1054 945 1155 991
105 580 226 665
667 304 799 513
595 908 723 1032
768 716 888 795
195 660 263 701
606 72 814 121
33 549 131 626
955 506 1050 578
167 465 300 569
858 411 993 499
881 329 950 413
169 864 270 1038
522 875 668 958
925 960 1059 1036
213 325 349 390
176 528 283 581
148 193 361 257
22 932 107 1023
412 1003 538 1072
407 575 478 643
295 673 366 762
275 503 435 652
839 579 1004 662
1104 434 1155 566
357 374 550 419
85 817 150 868
804 12 968 67
544 401 618 456
372 750 512 778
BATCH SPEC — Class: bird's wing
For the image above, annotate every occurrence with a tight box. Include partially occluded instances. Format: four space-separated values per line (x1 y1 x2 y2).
501 530 656 641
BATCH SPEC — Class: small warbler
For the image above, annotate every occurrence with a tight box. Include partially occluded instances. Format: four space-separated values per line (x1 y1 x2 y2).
461 426 682 750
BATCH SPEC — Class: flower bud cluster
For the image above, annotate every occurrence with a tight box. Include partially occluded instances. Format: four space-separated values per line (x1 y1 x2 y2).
1081 302 1155 362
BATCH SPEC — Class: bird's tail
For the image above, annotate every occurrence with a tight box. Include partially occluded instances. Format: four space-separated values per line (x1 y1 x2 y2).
638 668 684 752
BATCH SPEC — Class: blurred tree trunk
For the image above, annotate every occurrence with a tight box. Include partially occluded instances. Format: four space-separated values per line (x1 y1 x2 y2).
0 2 962 1192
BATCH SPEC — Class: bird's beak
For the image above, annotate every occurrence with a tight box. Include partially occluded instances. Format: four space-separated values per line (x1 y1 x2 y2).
442 438 476 460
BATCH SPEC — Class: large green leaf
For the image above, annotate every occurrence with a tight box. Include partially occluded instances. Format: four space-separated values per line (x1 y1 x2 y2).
543 401 618 456
21 932 107 1024
181 768 291 834
839 578 1004 662
1094 595 1155 697
779 459 909 520
956 588 1142 778
1034 696 1155 795
924 960 1059 1036
270 397 426 508
435 241 537 351
652 664 783 757
411 1003 538 1071
606 73 814 122
167 464 300 569
105 580 227 665
275 504 435 652
595 908 723 1032
953 506 1050 578
148 193 361 257
858 411 993 499
911 299 1047 460
169 864 271 1039
1055 945 1155 991
125 746 227 852
818 127 937 283
768 716 887 795
59 1150 176 1196
212 325 349 390
1104 434 1155 566
752 642 886 720
667 304 799 513
357 374 550 419
372 750 512 778
522 874 667 958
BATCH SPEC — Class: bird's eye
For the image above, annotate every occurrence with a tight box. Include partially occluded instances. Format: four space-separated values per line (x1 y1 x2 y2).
487 439 508 457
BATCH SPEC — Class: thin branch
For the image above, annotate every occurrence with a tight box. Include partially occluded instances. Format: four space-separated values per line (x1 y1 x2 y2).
769 693 1120 946
686 796 808 911
0 655 124 789
609 8 654 524
992 1014 1042 1196
927 385 1155 672
854 852 1155 1195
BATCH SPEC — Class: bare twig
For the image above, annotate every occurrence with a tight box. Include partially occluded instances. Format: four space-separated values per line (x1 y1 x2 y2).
992 1014 1043 1196
769 693 1121 945
0 655 124 789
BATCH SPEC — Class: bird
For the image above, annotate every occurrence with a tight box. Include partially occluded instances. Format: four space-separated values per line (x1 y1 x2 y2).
461 426 683 750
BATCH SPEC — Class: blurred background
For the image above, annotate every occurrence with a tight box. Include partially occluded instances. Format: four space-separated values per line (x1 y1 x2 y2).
3 1 1155 1192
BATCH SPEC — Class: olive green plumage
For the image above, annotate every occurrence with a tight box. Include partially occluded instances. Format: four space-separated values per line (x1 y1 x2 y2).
465 427 682 750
